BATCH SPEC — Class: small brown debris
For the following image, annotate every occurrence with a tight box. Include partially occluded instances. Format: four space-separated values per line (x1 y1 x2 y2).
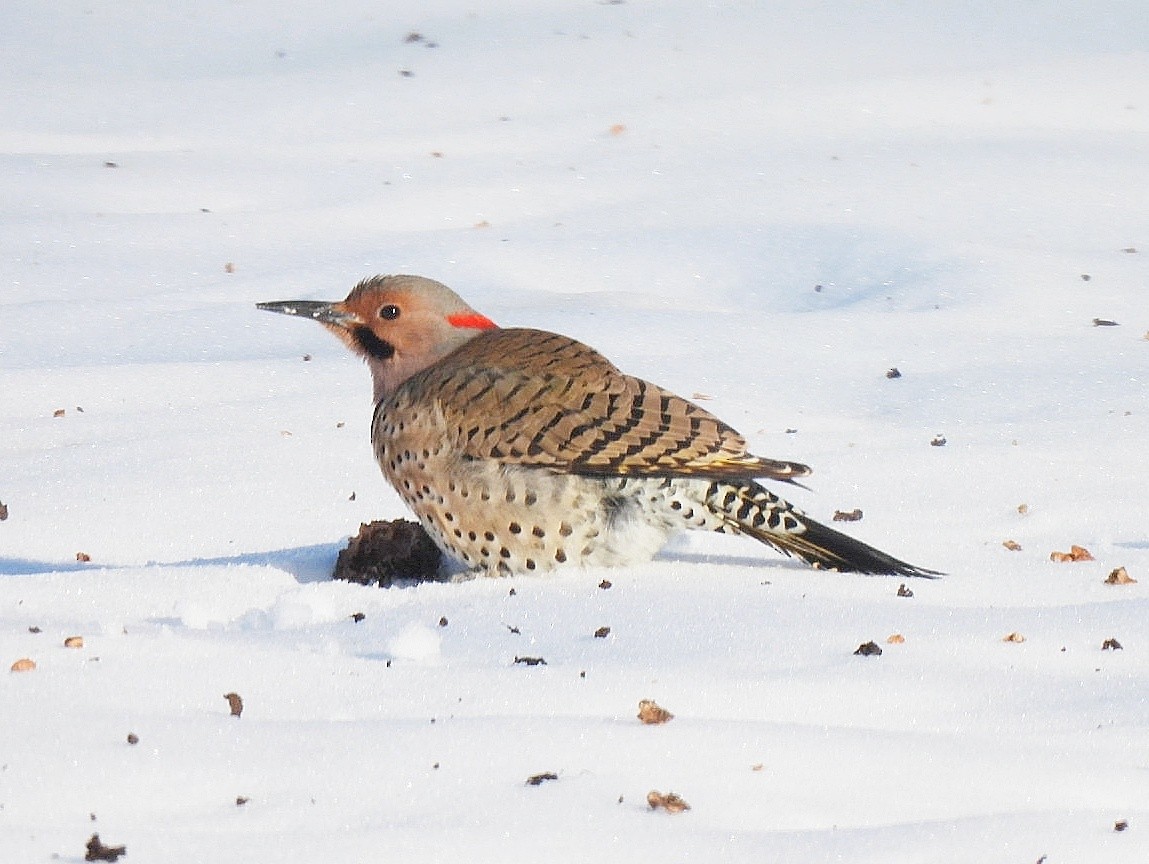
598 579 612 590
513 656 547 666
1114 819 1129 832
609 123 627 136
333 519 442 586
404 31 424 43
1017 503 1029 515
302 353 312 361
10 658 36 672
53 408 66 418
637 699 674 724
473 220 491 229
1102 638 1123 651
28 626 41 634
350 612 365 623
594 626 611 639
236 796 250 806
1092 318 1119 327
751 763 764 772
1050 544 1093 563
1002 539 1022 551
224 262 236 274
104 161 119 168
1002 632 1026 643
854 641 883 656
832 508 863 522
438 616 449 628
126 733 139 745
930 434 947 447
526 771 559 786
885 367 902 379
224 692 244 717
85 834 126 862
398 69 413 77
505 624 521 634
886 633 905 644
64 636 84 649
897 583 914 598
76 552 91 563
1120 247 1138 253
1105 566 1136 585
647 790 690 813
0 500 7 520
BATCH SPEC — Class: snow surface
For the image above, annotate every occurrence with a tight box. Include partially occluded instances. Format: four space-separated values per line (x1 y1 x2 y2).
2 1 1147 861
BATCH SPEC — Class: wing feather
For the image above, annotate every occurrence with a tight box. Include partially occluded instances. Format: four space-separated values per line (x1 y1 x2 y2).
390 328 810 482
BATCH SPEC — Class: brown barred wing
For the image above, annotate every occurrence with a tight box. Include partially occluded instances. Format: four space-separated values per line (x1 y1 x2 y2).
399 327 811 482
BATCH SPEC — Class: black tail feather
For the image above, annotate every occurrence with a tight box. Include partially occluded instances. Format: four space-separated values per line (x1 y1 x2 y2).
741 512 941 577
707 480 940 577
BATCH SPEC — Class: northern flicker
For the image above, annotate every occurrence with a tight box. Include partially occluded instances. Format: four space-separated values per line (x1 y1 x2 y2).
259 275 936 577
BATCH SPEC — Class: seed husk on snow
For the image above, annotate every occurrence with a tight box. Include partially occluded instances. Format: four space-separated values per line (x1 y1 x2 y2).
647 790 690 813
637 699 674 724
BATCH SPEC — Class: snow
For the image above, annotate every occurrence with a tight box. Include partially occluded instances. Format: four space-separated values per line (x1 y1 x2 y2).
2 1 1147 860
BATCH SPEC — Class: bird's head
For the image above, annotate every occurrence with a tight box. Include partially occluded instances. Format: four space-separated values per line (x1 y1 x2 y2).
258 274 497 402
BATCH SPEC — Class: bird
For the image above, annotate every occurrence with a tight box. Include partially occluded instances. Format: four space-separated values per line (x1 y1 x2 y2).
258 275 936 578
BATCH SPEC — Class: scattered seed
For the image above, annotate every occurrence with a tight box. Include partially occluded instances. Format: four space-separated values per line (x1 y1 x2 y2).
637 699 674 724
832 508 863 522
887 633 906 644
1102 638 1123 651
64 636 84 649
1114 819 1129 831
76 552 91 562
351 612 365 623
594 626 611 639
1002 632 1026 643
930 434 947 447
126 733 139 745
438 616 449 628
598 579 612 590
224 692 244 717
526 771 559 786
236 796 250 806
1002 539 1022 551
85 834 126 862
854 641 883 656
1105 566 1136 585
647 790 690 813
10 658 36 672
885 367 902 379
1092 318 1119 327
1050 545 1093 563
897 583 914 598
0 500 7 520
513 656 547 666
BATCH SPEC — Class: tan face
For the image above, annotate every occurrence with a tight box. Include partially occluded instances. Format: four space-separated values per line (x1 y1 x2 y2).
258 274 498 400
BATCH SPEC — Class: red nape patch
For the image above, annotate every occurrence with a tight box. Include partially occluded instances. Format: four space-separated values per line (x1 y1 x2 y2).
447 312 497 330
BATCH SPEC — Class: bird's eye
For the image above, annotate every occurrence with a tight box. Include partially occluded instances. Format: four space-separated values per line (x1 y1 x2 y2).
379 304 401 321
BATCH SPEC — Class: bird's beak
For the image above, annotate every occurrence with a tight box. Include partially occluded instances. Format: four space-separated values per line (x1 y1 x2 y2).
256 300 356 326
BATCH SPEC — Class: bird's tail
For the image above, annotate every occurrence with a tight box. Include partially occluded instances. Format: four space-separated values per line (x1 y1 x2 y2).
704 480 939 577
